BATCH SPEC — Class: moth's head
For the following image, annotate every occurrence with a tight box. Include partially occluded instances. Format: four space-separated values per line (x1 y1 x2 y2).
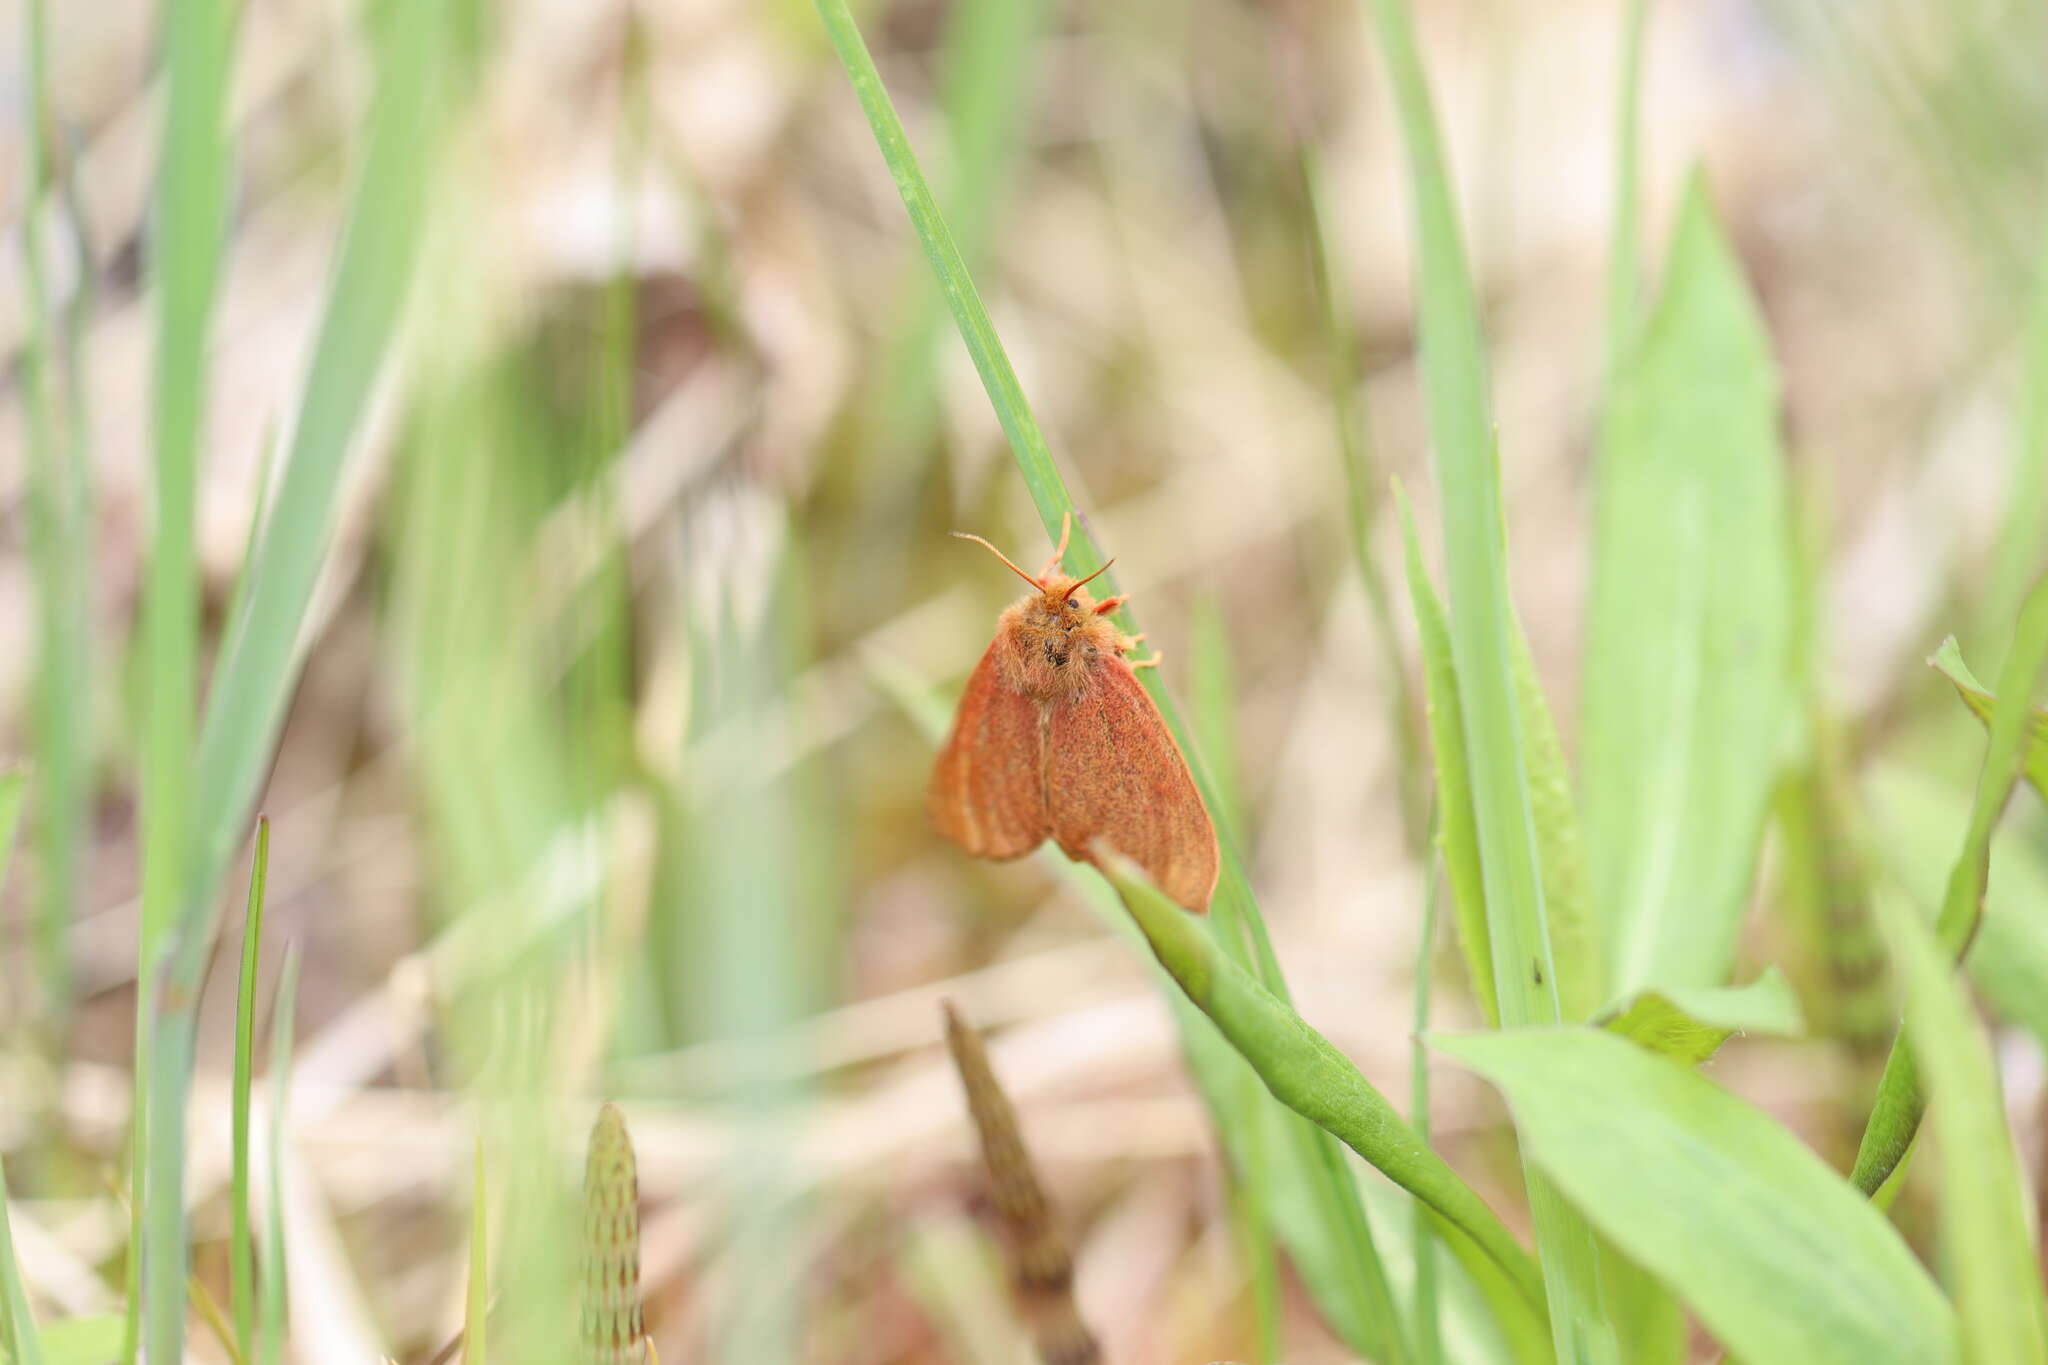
951 530 1112 618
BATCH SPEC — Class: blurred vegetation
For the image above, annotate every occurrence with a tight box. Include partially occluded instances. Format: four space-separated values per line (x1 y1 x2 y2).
2 0 2048 1361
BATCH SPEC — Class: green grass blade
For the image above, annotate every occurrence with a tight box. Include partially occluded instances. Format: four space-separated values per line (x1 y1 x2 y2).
1410 816 1444 1365
1604 0 1650 375
138 0 238 1355
1874 885 2048 1363
192 0 450 911
1436 1028 1956 1365
1106 861 1545 1316
141 7 452 1362
1401 497 1497 1025
1304 151 1427 850
816 1 1407 1348
865 0 1043 471
230 819 271 1361
21 0 92 1036
1851 576 2048 1193
1360 0 1615 1351
257 946 299 1365
0 767 39 1363
1929 636 2048 796
1581 175 1795 996
464 1138 488 1365
0 1163 46 1365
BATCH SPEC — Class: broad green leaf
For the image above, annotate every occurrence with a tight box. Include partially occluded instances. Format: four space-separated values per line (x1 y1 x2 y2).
1864 764 2048 1051
1582 174 1794 995
1929 636 2048 797
1874 885 2048 1364
1436 1028 1955 1365
37 1318 122 1365
1594 966 1804 1064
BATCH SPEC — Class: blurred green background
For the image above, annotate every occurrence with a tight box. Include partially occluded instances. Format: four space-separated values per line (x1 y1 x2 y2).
2 0 2047 1360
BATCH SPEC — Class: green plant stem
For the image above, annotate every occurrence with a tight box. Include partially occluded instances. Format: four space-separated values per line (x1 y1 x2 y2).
1851 575 2048 1193
257 947 299 1365
230 819 271 1360
1605 0 1650 378
1411 812 1445 1365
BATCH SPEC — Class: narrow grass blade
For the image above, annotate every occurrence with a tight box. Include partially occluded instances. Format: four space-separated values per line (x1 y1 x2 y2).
1400 499 1495 1023
1604 0 1651 375
1873 884 2048 1363
1592 967 1804 1065
1410 820 1444 1365
192 0 450 911
229 819 271 1361
139 0 238 1356
581 1105 644 1365
21 0 93 1034
256 947 299 1365
1508 618 1601 1021
1104 861 1545 1314
1303 151 1427 850
817 1 1402 1347
1436 1028 1956 1365
0 1159 46 1365
1359 0 1615 1350
1851 576 2048 1193
464 1138 488 1365
865 0 1043 472
0 772 26 896
1582 175 1794 996
1929 636 2048 796
942 1004 1100 1365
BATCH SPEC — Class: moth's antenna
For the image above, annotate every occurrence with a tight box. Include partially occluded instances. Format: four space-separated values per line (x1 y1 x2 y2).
1061 559 1115 601
951 532 1043 590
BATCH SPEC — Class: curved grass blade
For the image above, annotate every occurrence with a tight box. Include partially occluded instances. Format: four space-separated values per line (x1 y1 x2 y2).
1851 576 2048 1193
256 946 297 1365
1929 636 2048 797
1874 885 2048 1363
1104 859 1545 1315
1436 1027 1955 1365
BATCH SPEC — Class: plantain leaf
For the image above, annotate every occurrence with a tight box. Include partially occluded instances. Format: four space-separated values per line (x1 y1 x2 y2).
1581 174 1795 995
1436 1027 1954 1365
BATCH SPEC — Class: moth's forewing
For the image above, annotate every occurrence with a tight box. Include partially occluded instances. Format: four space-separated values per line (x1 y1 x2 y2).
1046 658 1218 912
929 637 1052 859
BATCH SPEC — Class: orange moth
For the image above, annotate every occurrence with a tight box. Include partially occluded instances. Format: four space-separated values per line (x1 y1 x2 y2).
928 515 1219 913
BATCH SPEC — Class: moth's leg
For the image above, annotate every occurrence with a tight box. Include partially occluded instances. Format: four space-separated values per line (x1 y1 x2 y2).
1092 594 1127 615
1038 511 1073 578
